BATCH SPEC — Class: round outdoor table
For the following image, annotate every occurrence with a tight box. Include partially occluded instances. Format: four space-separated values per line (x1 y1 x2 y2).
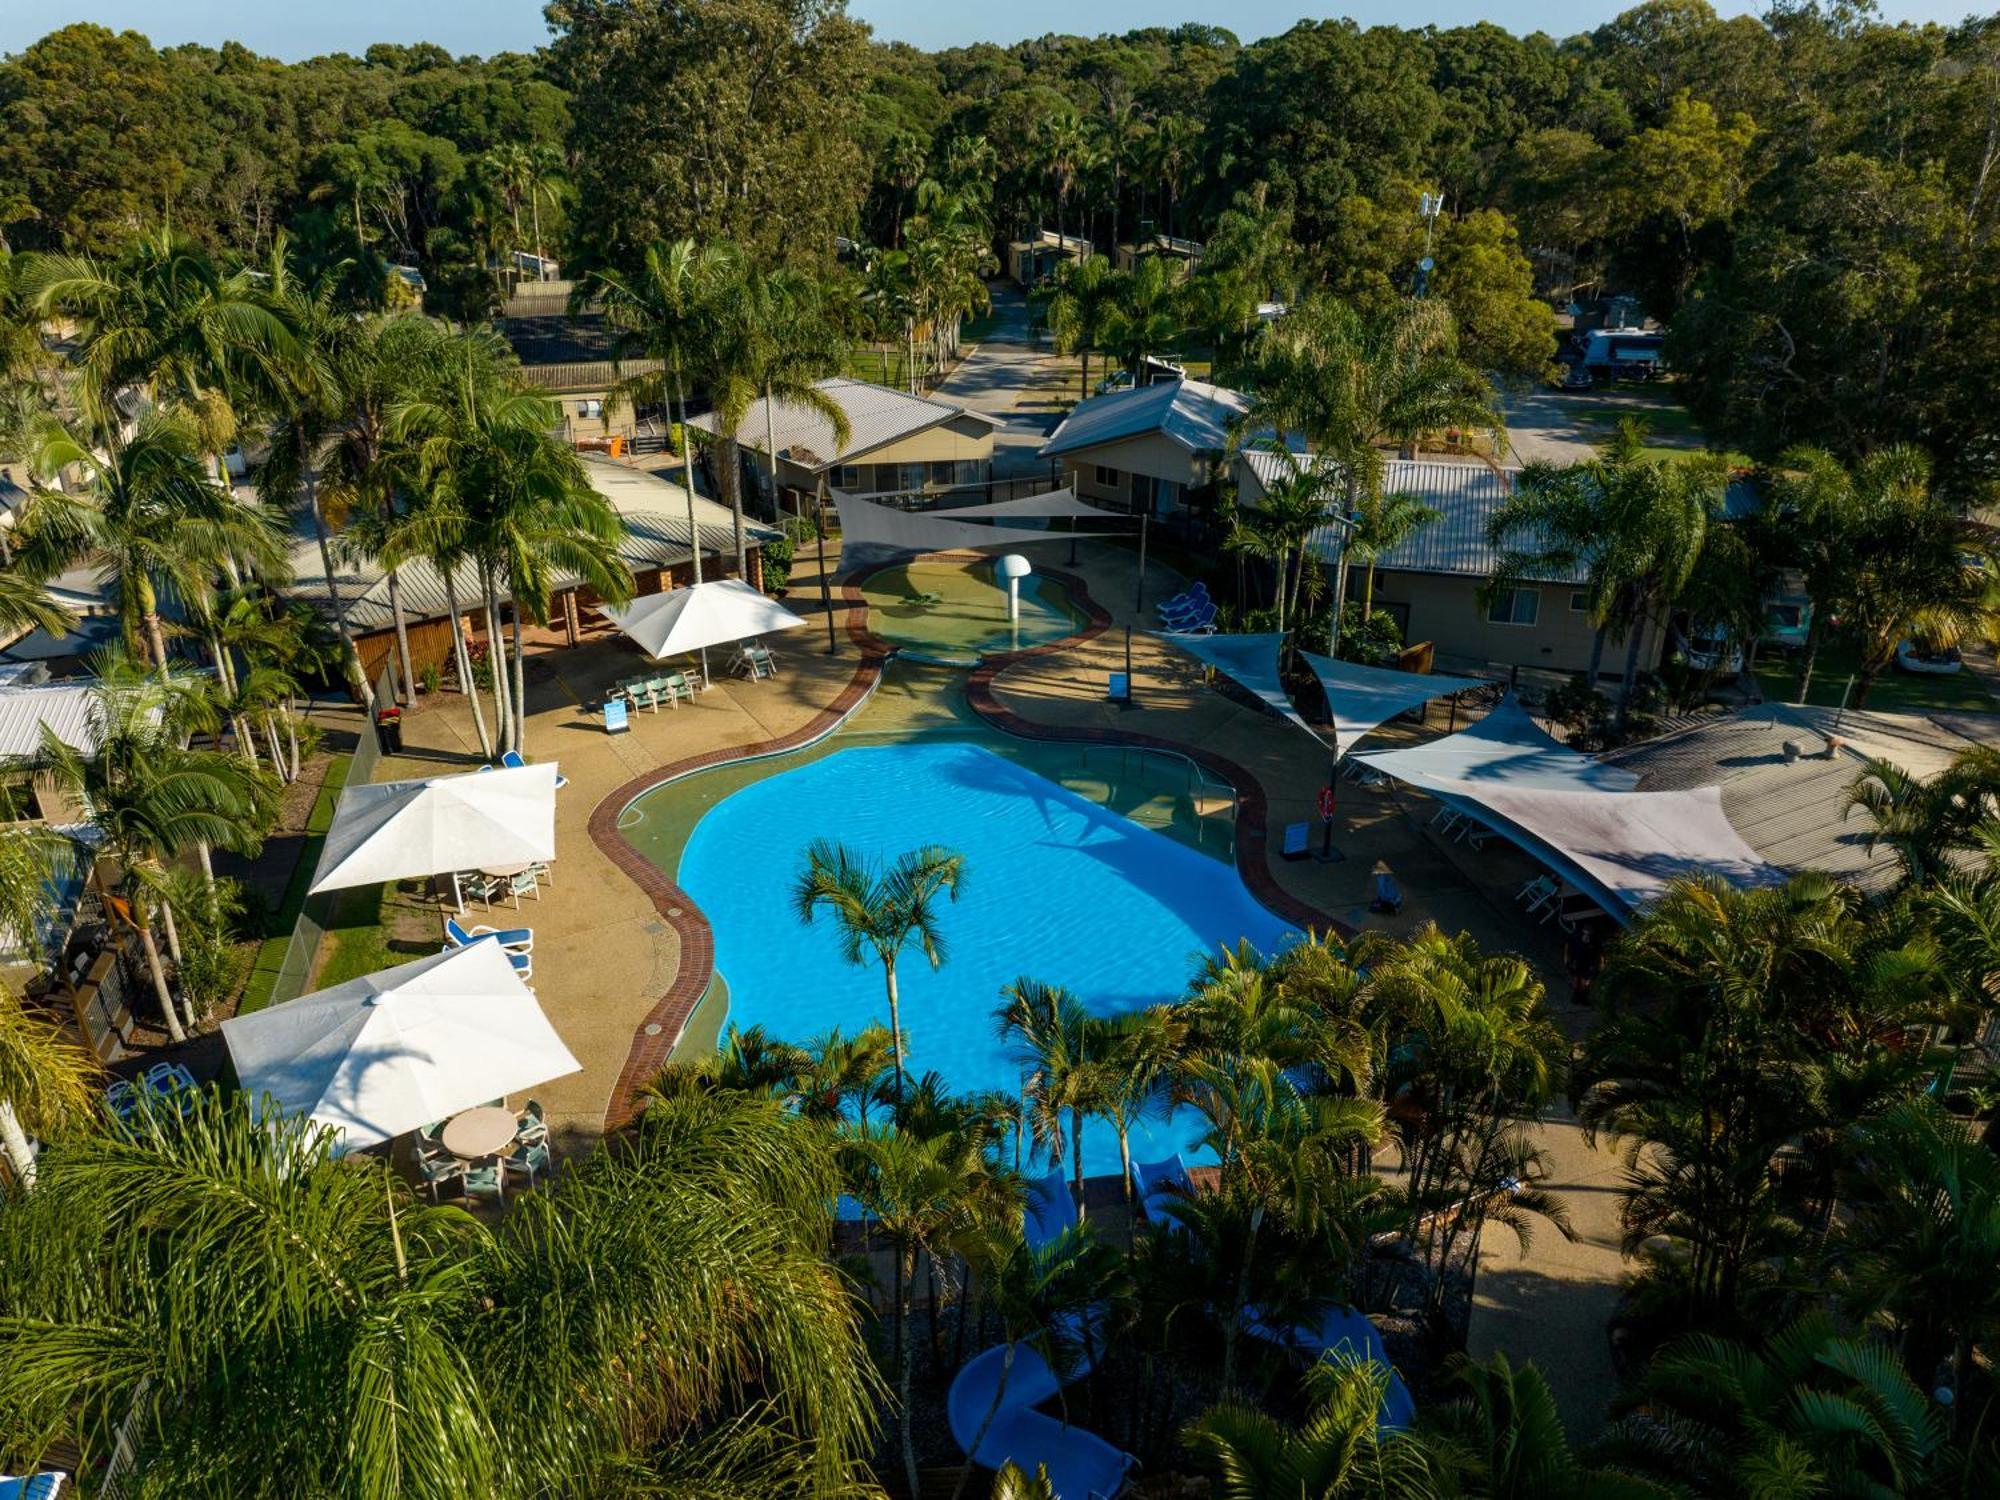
440 1107 518 1160
479 862 532 879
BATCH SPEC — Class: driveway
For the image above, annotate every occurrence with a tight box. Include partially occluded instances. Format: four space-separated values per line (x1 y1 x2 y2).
1502 383 1712 468
938 284 1080 480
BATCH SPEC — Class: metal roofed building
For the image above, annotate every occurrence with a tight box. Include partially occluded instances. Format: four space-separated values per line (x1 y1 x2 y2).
498 279 659 448
1039 377 1263 524
688 377 1000 515
281 459 776 687
1596 707 1912 896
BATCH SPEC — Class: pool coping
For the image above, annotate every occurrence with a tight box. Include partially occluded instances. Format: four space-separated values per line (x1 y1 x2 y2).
587 550 1341 1129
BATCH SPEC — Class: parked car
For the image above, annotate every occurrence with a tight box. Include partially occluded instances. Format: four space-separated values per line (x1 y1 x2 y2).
1895 639 1963 675
1674 622 1744 675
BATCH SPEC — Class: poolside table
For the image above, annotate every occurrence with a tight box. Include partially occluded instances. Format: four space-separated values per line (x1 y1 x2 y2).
441 1107 518 1161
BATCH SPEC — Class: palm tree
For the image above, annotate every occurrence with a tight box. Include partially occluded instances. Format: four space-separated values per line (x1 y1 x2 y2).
13 411 286 673
906 181 998 375
0 569 72 640
1350 488 1439 619
949 1222 1132 1500
990 1463 1060 1500
1594 1313 1950 1497
0 978 99 1191
20 227 299 479
792 838 967 1100
1101 254 1188 376
1772 444 2000 708
0 1086 882 1496
594 238 737 593
1184 1353 1445 1498
1086 1006 1182 1206
1843 745 2000 887
1488 424 1725 709
842 1121 984 1497
1036 109 1092 247
1425 1352 1664 1498
882 129 930 248
392 326 633 754
1833 1098 2000 1425
996 978 1103 1211
702 261 852 570
1229 446 1343 638
796 1021 896 1127
1043 253 1118 401
13 669 276 1042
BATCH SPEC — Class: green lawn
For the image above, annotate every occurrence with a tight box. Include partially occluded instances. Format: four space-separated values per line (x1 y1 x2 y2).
1753 639 1997 715
238 754 352 1014
844 346 919 390
1560 385 1755 469
314 882 402 990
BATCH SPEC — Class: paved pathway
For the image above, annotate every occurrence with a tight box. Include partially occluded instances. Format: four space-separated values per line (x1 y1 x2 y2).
936 284 1079 479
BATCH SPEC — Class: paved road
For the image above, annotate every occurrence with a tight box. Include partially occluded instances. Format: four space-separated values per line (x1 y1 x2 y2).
1501 384 1705 467
937 284 1077 480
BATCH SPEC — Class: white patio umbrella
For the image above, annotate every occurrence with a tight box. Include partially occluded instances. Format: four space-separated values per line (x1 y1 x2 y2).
220 941 581 1153
310 762 558 911
600 578 806 681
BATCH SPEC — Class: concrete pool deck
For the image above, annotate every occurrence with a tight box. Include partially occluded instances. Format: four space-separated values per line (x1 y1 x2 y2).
373 535 1630 1438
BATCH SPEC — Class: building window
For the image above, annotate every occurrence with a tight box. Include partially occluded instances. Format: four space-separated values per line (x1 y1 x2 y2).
579 399 603 419
1094 464 1119 487
899 463 925 492
1570 591 1589 612
929 460 956 486
955 459 983 486
836 465 861 490
1487 587 1541 626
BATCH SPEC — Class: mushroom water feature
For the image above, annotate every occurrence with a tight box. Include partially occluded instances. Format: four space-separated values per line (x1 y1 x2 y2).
997 553 1033 628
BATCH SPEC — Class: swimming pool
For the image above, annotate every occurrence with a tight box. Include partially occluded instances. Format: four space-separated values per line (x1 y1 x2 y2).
674 740 1295 1176
858 557 1086 663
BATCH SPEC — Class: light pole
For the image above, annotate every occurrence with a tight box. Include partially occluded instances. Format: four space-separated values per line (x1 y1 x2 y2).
1320 509 1362 661
1414 190 1443 297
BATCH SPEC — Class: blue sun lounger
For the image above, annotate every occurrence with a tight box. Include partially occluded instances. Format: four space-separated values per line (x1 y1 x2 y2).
500 748 568 788
949 1320 1135 1499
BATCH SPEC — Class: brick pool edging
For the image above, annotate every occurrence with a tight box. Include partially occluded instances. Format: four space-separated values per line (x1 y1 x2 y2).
588 555 1341 1130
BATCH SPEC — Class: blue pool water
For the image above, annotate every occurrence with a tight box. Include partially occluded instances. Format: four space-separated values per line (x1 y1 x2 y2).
677 741 1297 1177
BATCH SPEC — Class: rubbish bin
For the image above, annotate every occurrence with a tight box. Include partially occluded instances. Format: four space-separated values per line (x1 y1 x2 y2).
374 706 404 755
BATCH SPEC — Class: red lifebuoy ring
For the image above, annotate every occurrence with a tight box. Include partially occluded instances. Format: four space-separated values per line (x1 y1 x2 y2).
1317 785 1337 820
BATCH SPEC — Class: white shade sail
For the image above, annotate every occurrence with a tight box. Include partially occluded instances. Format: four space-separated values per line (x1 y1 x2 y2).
1300 653 1487 756
932 489 1124 521
833 489 1118 566
310 763 559 895
1155 632 1317 739
599 578 805 659
1465 783 1780 911
221 942 581 1152
1352 696 1641 793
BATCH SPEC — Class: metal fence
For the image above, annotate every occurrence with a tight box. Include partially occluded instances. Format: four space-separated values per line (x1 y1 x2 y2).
263 669 390 1007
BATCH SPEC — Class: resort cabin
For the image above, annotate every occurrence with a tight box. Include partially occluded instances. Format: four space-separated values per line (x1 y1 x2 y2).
1114 234 1205 274
499 278 656 452
280 459 772 697
1242 455 1669 683
689 377 1001 516
1039 377 1252 532
1008 229 1092 287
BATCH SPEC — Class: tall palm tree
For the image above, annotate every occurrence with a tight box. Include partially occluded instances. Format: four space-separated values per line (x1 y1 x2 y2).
1101 254 1188 377
1772 444 2000 708
13 411 286 673
842 1120 983 1497
1043 253 1118 401
792 838 967 1101
0 1087 883 1496
20 227 299 479
1843 746 2000 887
1489 423 1725 709
0 568 72 640
1425 1352 1665 1498
1350 488 1439 619
0 976 99 1191
392 326 633 754
1230 447 1343 638
1086 1005 1182 1206
594 238 737 592
1184 1353 1445 1499
795 1021 896 1127
13 668 276 1042
996 978 1103 1211
882 130 930 248
1036 110 1092 247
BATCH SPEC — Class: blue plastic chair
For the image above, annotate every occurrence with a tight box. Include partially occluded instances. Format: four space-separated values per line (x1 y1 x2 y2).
0 1473 68 1499
501 749 568 788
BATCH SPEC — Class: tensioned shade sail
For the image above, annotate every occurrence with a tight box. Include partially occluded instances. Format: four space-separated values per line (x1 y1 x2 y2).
833 490 1118 564
221 941 581 1152
310 762 559 894
1155 632 1317 739
1352 695 1640 793
1465 782 1780 911
930 489 1125 521
1300 652 1487 757
599 577 805 659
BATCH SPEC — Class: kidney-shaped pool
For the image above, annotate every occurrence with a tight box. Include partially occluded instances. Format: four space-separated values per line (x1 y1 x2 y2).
673 740 1295 1176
